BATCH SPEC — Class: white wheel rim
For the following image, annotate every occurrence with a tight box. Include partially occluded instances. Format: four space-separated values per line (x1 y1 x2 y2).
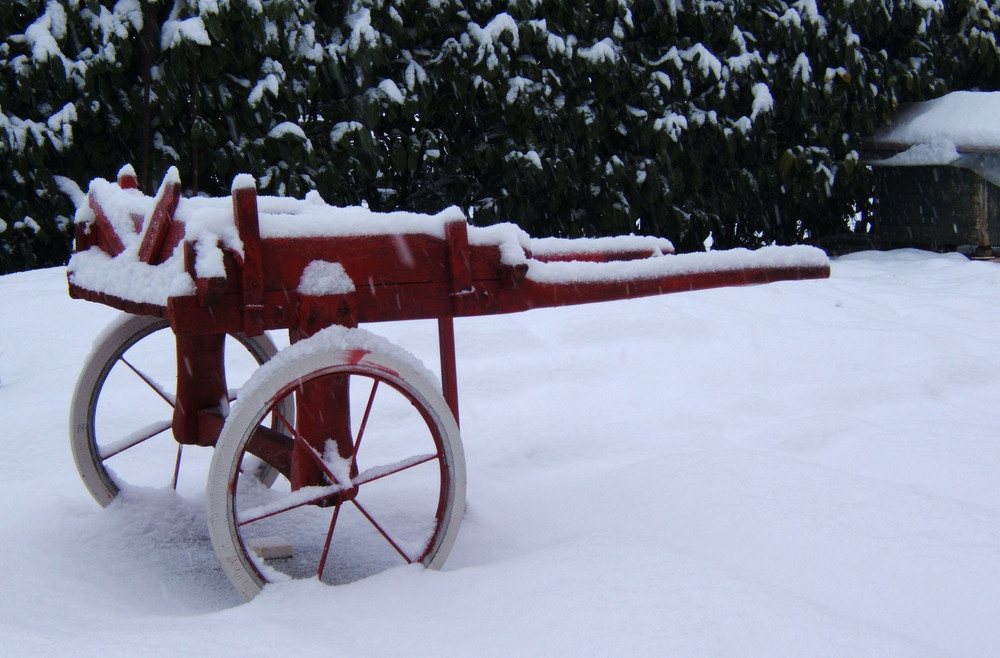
69 313 281 506
207 337 465 600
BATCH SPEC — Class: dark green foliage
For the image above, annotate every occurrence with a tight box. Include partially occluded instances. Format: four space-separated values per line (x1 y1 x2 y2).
3 0 1000 273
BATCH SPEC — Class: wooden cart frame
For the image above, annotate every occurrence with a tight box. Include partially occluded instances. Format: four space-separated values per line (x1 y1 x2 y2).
67 166 829 599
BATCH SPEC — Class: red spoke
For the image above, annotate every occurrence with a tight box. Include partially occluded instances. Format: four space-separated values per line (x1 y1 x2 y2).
120 356 176 407
351 499 412 564
273 408 345 486
353 380 379 458
238 483 347 526
272 408 301 442
354 453 439 487
99 419 173 459
317 503 342 579
171 444 183 490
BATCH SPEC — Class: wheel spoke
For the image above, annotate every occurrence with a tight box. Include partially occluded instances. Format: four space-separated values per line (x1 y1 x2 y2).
98 419 173 459
238 482 349 526
272 408 305 444
273 408 346 486
120 355 176 407
353 380 379 458
171 444 183 490
73 315 287 515
351 498 413 564
316 503 342 579
353 453 438 487
245 425 294 478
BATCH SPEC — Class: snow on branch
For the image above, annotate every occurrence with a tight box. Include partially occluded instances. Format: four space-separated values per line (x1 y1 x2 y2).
750 83 773 120
1 103 78 154
161 17 212 50
330 121 363 145
467 13 520 70
578 38 620 65
338 8 380 56
23 1 66 61
92 0 143 43
249 58 285 107
377 79 405 104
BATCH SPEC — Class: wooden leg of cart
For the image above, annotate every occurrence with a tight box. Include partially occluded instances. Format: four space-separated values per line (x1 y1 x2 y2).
173 333 228 447
292 375 356 489
438 316 460 427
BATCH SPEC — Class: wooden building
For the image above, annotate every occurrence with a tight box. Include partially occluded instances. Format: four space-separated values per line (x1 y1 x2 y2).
865 91 1000 255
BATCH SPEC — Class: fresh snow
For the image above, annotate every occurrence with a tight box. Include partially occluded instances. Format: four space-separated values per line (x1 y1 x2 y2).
3 250 1000 655
22 2 68 62
67 180 824 307
267 121 308 143
750 82 774 120
577 38 619 65
527 234 674 257
873 139 961 166
792 52 812 83
870 91 1000 153
376 79 405 104
160 17 212 50
298 260 356 296
524 245 827 285
231 173 256 191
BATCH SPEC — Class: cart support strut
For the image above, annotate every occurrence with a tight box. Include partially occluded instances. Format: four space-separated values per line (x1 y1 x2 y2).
438 316 460 427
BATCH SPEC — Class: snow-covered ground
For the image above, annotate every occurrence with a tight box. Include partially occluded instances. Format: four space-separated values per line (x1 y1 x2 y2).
2 250 999 656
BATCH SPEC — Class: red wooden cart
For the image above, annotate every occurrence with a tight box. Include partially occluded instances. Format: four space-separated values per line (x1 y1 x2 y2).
67 165 830 599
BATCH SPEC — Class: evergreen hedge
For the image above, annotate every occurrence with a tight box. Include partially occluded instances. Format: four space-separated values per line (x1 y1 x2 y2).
2 0 999 273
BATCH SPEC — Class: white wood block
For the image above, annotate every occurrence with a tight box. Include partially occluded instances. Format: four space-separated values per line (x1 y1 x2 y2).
248 536 293 559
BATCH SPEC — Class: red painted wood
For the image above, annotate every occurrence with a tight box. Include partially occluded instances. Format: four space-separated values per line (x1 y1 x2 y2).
445 220 472 293
438 317 460 425
68 283 168 319
117 170 138 190
292 373 353 490
156 219 188 261
183 241 240 308
73 218 95 252
233 185 265 336
299 293 357 335
245 425 293 478
261 234 451 292
137 177 181 265
164 261 829 334
167 290 299 334
483 264 832 315
88 192 126 257
195 408 225 447
172 333 228 446
530 248 658 263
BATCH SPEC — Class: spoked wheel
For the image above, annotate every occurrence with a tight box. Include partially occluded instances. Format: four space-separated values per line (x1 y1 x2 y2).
69 313 286 506
206 328 465 600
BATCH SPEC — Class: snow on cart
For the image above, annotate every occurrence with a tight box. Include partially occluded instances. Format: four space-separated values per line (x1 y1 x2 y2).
67 165 830 600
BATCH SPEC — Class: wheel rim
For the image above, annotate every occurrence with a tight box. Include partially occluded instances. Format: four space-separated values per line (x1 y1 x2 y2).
70 314 282 505
210 353 462 593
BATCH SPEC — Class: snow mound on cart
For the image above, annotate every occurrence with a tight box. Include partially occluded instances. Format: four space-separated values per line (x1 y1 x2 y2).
67 175 469 306
230 324 443 415
67 171 825 308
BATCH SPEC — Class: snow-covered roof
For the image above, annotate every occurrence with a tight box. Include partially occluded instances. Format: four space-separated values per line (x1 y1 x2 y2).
867 91 1000 167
